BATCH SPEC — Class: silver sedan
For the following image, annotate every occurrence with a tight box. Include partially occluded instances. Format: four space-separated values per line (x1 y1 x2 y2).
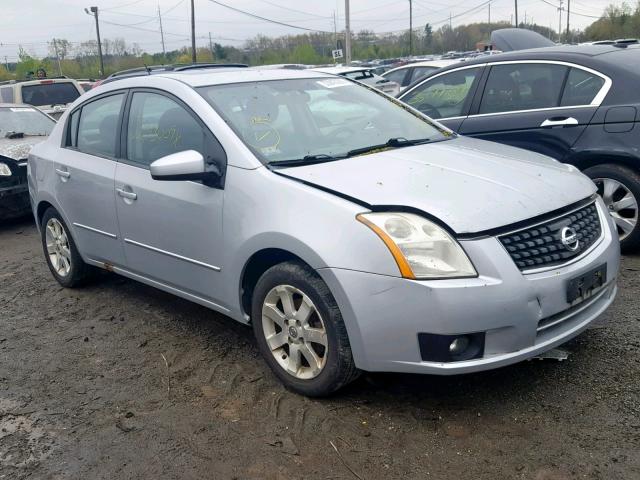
28 68 619 396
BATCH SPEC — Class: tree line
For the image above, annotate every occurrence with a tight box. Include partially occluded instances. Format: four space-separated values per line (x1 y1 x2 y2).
0 2 636 81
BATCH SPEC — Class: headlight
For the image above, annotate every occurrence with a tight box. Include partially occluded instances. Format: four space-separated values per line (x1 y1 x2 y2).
0 162 11 176
357 212 477 279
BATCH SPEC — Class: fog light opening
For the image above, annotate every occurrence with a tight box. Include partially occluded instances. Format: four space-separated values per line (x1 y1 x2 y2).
449 336 470 355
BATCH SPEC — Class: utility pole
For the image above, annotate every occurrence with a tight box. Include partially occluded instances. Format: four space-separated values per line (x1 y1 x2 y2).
449 12 452 30
85 7 104 77
488 3 491 25
344 0 351 65
53 39 63 76
158 4 166 61
209 32 214 59
190 0 196 63
514 0 518 27
558 0 563 43
566 0 571 42
409 0 413 57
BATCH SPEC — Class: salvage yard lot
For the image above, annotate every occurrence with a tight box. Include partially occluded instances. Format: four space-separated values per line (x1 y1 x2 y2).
1 216 639 480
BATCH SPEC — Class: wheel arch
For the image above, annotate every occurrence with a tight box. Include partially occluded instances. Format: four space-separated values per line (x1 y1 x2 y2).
569 151 640 174
239 248 313 322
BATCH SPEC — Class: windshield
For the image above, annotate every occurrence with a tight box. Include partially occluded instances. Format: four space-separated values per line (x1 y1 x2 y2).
0 106 55 136
198 77 450 164
21 82 80 107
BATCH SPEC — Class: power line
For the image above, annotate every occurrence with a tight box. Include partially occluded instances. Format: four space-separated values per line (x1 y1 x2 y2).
538 0 600 18
253 0 332 19
101 0 147 12
204 0 334 33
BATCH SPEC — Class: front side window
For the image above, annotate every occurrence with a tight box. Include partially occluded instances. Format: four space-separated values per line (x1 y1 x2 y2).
76 93 125 158
560 68 605 106
0 106 55 137
401 67 481 119
126 92 205 167
20 82 81 107
198 77 449 165
479 63 568 114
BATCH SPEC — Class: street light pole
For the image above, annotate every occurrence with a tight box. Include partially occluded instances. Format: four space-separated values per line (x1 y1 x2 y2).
190 0 196 63
85 6 104 77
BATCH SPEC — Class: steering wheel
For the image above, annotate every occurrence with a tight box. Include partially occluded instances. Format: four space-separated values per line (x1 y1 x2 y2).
418 103 442 119
326 125 356 142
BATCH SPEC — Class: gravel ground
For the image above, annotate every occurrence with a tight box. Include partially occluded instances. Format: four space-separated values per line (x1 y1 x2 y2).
1 216 639 480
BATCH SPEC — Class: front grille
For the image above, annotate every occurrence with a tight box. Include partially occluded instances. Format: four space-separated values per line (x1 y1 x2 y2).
499 202 602 271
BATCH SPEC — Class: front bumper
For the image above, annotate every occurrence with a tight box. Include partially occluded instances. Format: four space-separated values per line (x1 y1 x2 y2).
319 199 620 374
0 182 30 219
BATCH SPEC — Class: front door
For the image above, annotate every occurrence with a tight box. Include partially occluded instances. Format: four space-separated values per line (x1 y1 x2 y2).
114 90 225 304
459 63 605 161
54 91 126 266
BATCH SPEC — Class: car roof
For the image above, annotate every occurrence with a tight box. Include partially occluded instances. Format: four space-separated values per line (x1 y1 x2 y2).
158 68 333 87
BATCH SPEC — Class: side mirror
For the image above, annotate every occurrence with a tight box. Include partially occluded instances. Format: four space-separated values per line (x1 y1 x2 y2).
150 150 219 183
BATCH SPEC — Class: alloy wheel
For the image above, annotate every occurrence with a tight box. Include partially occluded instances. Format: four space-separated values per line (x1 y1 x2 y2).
594 177 639 241
261 285 328 380
45 218 72 277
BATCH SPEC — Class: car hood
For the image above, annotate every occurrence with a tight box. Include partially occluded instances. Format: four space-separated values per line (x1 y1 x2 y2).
0 136 45 161
277 136 596 234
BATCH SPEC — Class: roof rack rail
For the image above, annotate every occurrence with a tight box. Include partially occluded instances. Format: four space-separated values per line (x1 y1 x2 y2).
100 62 248 85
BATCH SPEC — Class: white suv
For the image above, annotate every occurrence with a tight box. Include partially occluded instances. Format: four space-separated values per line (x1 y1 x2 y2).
0 78 83 119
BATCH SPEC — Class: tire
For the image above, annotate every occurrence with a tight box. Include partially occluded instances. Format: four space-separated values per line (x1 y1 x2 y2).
584 163 640 252
251 261 360 397
40 207 91 288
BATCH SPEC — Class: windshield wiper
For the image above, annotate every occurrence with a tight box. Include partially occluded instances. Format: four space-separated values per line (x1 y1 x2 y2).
268 154 346 168
346 137 431 157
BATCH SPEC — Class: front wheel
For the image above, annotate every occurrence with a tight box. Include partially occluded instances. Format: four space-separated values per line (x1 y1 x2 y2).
251 261 359 397
584 164 640 251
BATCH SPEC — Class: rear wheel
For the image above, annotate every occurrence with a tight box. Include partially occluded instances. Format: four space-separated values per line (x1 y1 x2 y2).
251 261 359 397
40 208 91 287
584 163 640 252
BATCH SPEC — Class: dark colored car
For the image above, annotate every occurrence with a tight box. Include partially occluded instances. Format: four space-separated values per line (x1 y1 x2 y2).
398 44 640 250
0 104 55 219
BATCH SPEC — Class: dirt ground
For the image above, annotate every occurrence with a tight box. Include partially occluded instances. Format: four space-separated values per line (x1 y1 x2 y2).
1 216 639 480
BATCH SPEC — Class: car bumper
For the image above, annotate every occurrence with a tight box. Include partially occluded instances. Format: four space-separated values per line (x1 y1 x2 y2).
319 199 620 374
0 182 30 219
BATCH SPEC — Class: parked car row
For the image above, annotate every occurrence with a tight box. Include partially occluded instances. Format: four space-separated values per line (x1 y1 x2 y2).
27 61 620 397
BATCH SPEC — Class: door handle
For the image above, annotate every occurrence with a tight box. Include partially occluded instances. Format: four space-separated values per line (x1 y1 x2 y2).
116 188 137 201
55 168 70 179
540 117 579 127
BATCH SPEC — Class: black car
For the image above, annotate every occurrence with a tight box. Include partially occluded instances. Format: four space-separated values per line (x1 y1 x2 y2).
398 44 640 250
0 104 55 219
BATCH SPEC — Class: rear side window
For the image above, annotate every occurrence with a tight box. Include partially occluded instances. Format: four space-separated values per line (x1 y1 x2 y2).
479 63 568 114
560 68 605 106
402 67 481 119
20 82 81 107
76 93 125 158
0 87 14 103
126 92 205 167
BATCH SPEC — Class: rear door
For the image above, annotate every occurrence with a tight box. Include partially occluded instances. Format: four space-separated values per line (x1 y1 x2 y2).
399 65 484 131
459 61 608 160
55 91 126 266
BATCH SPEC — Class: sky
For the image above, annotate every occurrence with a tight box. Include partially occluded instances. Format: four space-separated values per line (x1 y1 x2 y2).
0 0 616 61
